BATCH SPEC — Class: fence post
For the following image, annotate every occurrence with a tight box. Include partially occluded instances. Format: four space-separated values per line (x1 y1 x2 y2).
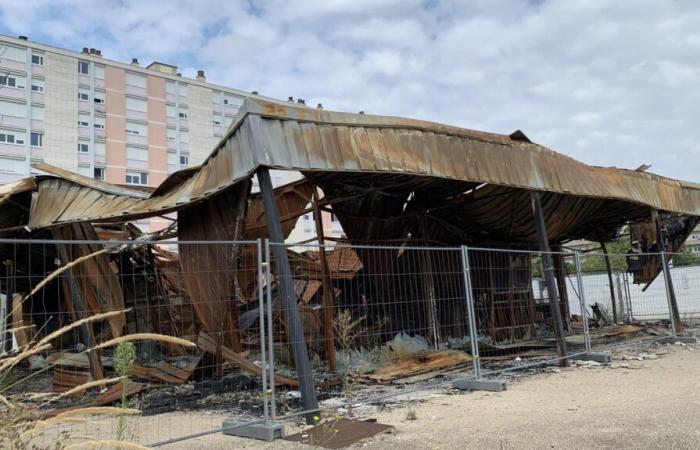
452 246 505 392
257 239 270 425
660 251 679 336
574 251 592 354
222 240 284 441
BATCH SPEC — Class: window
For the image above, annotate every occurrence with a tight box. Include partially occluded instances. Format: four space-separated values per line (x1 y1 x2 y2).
125 97 147 112
178 111 188 119
331 213 338 223
177 83 187 97
0 46 26 63
0 156 25 174
94 65 105 79
78 143 89 153
126 171 148 185
213 119 221 126
0 130 25 145
93 93 105 104
94 167 105 180
223 98 229 105
78 119 90 127
78 60 89 75
125 121 147 136
31 54 44 66
0 100 27 118
31 79 44 92
94 141 105 155
0 75 15 88
78 91 90 101
94 117 105 129
166 128 176 141
304 214 311 221
126 146 148 161
31 105 44 121
179 130 189 143
166 105 176 117
165 80 176 94
125 72 147 88
179 155 189 166
30 132 42 147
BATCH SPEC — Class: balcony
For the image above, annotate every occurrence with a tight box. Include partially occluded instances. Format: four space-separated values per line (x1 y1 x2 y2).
78 127 91 138
30 147 44 159
95 103 106 114
126 134 148 146
166 139 177 150
95 129 105 139
31 91 44 103
95 78 105 89
0 115 24 129
179 142 188 152
166 116 177 127
78 74 90 85
0 143 26 157
0 172 24 184
30 119 43 130
78 152 91 164
0 87 26 101
78 100 91 112
225 105 239 116
0 60 25 72
167 163 178 173
31 65 44 76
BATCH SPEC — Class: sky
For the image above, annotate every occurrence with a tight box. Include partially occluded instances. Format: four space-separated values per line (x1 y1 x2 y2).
1 0 698 181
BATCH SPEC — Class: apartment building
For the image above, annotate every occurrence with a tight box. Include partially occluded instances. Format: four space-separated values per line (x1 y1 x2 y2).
0 34 342 241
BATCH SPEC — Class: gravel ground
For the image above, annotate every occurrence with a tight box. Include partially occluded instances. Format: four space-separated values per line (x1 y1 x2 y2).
36 340 700 449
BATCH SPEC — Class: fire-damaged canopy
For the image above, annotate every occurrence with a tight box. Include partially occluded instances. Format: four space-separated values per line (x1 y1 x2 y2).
0 98 698 250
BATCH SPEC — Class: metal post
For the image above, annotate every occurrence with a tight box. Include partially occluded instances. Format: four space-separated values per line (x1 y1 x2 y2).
660 251 679 336
257 167 318 423
574 251 592 353
265 239 277 422
3 260 14 353
600 241 619 323
530 192 568 364
257 240 269 424
460 246 481 379
652 210 683 333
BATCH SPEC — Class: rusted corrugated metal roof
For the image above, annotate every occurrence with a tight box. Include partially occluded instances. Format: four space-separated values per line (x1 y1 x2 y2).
0 97 697 231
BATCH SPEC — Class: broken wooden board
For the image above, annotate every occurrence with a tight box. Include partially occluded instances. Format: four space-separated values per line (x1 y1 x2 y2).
362 350 471 384
46 352 115 369
197 331 300 387
130 358 200 384
52 367 90 395
41 380 151 418
284 418 393 449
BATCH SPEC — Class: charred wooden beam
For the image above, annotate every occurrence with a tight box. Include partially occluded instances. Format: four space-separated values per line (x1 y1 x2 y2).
553 247 571 333
3 260 14 353
530 192 568 365
600 241 618 323
258 167 319 423
312 189 336 371
652 210 683 333
419 213 441 348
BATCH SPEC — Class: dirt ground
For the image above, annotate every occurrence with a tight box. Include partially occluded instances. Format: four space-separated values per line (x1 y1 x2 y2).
37 341 700 449
129 342 700 450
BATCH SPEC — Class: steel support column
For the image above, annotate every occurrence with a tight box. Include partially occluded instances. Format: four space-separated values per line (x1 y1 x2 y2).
530 192 568 365
257 167 318 423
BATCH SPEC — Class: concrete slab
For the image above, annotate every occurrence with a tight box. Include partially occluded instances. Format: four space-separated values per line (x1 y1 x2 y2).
575 353 612 363
657 336 697 345
222 420 285 441
453 378 506 392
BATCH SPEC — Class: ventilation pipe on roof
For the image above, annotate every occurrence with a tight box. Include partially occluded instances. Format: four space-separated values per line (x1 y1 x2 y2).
94 49 102 57
252 90 258 95
297 98 305 105
317 103 323 109
82 47 89 54
17 35 28 41
288 96 294 102
131 58 139 66
359 111 365 115
196 70 205 81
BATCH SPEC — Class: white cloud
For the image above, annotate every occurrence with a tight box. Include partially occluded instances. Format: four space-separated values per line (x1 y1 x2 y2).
1 0 698 180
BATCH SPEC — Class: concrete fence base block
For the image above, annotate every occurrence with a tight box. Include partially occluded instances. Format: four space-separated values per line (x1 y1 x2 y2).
453 378 507 392
657 336 697 345
575 353 612 364
222 420 285 441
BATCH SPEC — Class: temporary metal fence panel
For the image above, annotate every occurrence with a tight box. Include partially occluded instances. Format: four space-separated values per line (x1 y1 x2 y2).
267 242 475 420
0 239 270 447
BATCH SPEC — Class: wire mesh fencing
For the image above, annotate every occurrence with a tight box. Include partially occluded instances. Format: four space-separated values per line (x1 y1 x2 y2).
0 238 272 447
1 237 696 447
